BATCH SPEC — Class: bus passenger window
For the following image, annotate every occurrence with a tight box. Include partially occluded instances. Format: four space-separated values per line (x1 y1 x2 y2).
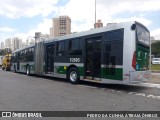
69 38 82 55
56 41 66 56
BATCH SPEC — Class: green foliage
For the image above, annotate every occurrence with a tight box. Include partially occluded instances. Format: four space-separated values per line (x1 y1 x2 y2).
0 48 12 56
0 50 5 56
151 41 160 57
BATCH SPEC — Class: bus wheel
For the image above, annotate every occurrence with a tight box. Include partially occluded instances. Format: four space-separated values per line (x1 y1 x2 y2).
68 67 79 84
26 65 30 76
2 66 4 70
5 65 7 71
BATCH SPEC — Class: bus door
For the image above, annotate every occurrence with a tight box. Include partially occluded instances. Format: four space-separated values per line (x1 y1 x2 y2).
45 44 55 74
85 38 101 80
17 52 20 70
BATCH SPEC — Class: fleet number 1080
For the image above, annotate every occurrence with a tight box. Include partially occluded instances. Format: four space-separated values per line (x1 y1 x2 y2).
70 58 80 63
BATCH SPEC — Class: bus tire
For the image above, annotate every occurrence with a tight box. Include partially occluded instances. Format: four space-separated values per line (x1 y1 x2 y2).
26 65 30 76
4 65 7 71
2 66 4 70
68 67 79 84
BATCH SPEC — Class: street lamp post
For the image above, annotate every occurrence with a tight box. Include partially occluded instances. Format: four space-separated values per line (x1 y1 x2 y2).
95 0 97 25
150 37 151 71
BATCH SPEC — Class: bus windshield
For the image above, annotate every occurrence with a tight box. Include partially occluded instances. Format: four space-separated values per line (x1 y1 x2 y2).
135 24 150 71
136 25 150 46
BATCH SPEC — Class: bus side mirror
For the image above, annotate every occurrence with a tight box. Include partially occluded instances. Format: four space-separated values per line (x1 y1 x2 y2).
131 24 136 30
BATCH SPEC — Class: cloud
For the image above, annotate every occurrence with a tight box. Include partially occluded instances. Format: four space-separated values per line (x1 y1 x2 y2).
0 0 59 19
151 28 160 40
1 0 160 42
0 33 11 42
1 0 160 20
14 18 52 41
0 26 17 32
58 0 98 32
59 0 160 18
58 0 160 32
27 18 52 35
97 0 160 14
112 17 152 26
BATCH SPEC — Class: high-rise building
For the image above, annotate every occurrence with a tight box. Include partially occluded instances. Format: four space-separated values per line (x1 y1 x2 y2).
35 32 50 43
26 37 35 46
5 38 12 49
35 32 42 43
0 42 4 49
30 39 35 45
12 37 22 51
21 42 26 49
50 16 71 37
94 19 103 28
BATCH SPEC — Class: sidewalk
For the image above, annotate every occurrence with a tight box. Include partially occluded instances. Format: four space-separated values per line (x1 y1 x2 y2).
147 72 160 84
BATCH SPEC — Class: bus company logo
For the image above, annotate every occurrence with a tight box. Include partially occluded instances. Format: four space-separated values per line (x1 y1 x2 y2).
2 112 11 117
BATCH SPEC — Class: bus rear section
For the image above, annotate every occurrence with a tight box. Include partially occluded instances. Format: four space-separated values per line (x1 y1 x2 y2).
129 22 151 84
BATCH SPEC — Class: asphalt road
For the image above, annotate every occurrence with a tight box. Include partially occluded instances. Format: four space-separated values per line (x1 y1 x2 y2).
0 70 160 120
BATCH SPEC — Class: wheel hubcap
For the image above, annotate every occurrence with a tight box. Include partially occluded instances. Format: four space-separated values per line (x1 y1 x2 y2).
70 71 77 82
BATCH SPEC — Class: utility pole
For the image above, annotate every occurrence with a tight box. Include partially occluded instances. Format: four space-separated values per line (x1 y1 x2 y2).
95 0 97 24
150 37 151 70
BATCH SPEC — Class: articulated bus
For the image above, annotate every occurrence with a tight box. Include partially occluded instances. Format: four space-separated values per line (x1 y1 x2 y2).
11 21 151 84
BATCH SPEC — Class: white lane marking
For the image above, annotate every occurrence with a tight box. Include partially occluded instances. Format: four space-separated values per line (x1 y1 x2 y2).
135 93 146 97
77 84 160 100
151 73 160 76
147 94 160 99
116 90 122 93
128 92 160 100
77 85 98 89
137 83 160 89
128 92 137 95
108 89 160 100
107 89 115 92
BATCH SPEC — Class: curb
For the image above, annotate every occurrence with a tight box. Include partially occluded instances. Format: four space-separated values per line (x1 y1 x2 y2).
151 75 160 77
151 73 160 76
152 71 160 73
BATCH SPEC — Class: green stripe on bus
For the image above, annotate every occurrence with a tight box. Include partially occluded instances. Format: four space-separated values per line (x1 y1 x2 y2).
21 65 35 71
101 68 123 80
57 66 84 76
57 66 67 74
56 66 122 80
77 67 84 76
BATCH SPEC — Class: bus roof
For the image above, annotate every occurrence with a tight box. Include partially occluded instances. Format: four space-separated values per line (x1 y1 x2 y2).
45 21 138 43
12 21 148 53
12 44 35 53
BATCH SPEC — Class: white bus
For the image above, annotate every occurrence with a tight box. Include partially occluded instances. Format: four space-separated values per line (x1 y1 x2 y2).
11 21 151 84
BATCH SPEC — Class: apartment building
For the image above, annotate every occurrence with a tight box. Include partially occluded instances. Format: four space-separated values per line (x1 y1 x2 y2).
50 16 71 37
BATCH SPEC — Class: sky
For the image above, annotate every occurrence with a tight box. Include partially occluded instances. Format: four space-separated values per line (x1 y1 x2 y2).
0 0 160 43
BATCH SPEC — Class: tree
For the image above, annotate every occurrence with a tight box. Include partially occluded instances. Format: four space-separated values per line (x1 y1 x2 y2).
0 48 12 56
151 41 160 57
